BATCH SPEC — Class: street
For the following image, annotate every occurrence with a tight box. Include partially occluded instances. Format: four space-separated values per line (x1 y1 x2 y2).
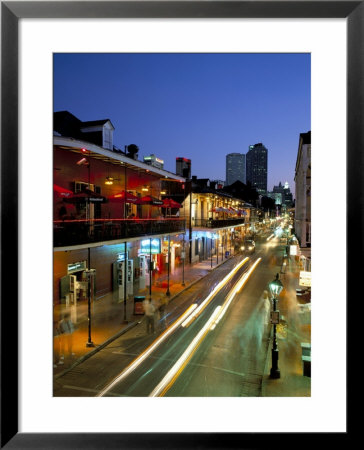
54 232 289 397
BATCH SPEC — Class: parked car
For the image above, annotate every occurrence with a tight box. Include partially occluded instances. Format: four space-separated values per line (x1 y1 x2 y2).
241 239 255 254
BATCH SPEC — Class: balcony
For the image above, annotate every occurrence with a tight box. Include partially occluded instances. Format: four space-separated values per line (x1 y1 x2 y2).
192 218 246 229
54 218 186 247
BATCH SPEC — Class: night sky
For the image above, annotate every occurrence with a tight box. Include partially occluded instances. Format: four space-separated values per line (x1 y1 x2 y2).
53 53 310 196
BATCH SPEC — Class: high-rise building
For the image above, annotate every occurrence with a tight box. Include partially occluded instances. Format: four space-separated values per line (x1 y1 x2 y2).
226 153 246 186
246 143 268 194
272 181 293 208
176 157 191 179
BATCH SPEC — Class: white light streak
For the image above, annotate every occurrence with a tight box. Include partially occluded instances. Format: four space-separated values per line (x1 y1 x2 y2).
149 306 222 397
181 257 249 328
96 303 197 397
212 257 262 327
97 257 250 397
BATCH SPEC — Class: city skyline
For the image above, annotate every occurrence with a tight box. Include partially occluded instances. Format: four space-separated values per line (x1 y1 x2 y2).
54 53 311 196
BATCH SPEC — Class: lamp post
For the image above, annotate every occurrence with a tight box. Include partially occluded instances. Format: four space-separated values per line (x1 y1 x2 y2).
149 238 153 301
210 236 213 268
166 235 171 296
122 242 128 324
216 234 219 265
85 268 96 347
268 273 284 379
182 233 185 286
189 183 193 264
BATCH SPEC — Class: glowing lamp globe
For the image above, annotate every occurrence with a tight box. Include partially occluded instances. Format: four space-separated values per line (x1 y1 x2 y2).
269 274 284 298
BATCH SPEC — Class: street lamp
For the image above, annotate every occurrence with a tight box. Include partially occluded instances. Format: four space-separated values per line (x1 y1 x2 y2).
182 233 186 286
166 235 171 296
149 238 153 302
85 268 96 348
122 242 128 324
210 236 213 268
216 234 219 265
268 273 284 379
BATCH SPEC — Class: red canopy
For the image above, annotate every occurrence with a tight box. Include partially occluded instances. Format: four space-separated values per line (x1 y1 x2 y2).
108 191 139 203
54 184 74 198
161 198 182 208
137 195 164 206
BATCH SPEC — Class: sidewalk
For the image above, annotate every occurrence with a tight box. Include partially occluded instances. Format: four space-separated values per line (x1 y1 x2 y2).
261 255 311 396
53 252 232 377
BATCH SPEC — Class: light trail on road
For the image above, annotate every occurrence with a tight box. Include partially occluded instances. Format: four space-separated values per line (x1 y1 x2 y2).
97 257 249 397
211 257 262 329
96 303 197 397
149 306 222 397
181 257 249 328
149 257 262 397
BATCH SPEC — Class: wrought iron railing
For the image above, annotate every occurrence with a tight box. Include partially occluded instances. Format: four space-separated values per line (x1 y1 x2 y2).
192 218 246 228
54 218 186 247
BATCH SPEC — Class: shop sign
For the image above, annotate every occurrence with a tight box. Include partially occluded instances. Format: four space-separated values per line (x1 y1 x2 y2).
139 238 161 254
67 261 87 274
299 271 311 287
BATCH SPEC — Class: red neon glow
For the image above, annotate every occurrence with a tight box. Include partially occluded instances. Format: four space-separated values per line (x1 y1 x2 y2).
54 218 184 223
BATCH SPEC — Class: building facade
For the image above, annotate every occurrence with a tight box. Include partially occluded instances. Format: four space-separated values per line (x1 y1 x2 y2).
246 143 268 194
54 112 186 331
178 177 256 265
226 153 246 186
294 131 311 267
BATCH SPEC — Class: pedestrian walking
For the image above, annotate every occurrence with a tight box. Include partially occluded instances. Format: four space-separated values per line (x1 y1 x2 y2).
53 319 61 368
59 312 76 357
143 298 156 334
262 290 271 327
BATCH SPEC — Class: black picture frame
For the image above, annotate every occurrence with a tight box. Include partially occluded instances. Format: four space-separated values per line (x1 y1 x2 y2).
1 1 358 448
